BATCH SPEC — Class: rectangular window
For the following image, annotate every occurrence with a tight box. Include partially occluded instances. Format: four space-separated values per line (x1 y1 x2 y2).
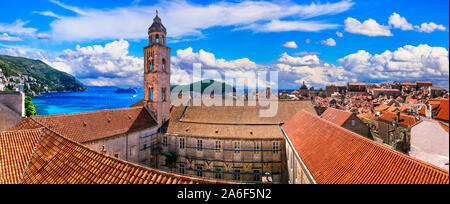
215 168 222 179
234 142 240 153
162 88 166 101
196 166 203 177
162 136 168 147
254 170 261 181
273 142 279 153
179 138 185 149
234 169 240 181
254 142 261 153
215 141 222 153
352 119 356 126
149 88 153 101
197 140 203 151
129 145 135 156
179 164 185 174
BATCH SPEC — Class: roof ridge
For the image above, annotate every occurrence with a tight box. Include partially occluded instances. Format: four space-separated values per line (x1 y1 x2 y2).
299 110 449 174
18 128 45 184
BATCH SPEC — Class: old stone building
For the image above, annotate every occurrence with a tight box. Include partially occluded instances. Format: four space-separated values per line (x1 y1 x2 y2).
377 112 419 153
320 107 370 138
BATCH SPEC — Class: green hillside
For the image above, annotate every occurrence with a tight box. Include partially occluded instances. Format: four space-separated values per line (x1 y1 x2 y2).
171 79 236 94
0 55 86 95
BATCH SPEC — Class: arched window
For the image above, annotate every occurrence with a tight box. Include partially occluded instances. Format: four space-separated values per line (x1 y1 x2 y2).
148 59 154 72
162 59 166 72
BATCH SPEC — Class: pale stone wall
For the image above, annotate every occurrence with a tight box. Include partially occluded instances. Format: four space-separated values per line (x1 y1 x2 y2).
342 114 371 138
158 133 285 183
410 120 449 170
0 92 24 130
84 127 159 165
284 134 314 184
0 91 24 117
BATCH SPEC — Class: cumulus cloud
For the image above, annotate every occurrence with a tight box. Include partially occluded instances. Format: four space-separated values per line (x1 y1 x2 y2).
0 20 37 36
0 33 23 42
338 44 449 86
415 22 447 33
321 38 336 46
388 12 413 31
42 39 144 87
40 0 352 41
344 17 392 36
282 41 298 49
336 31 343 37
277 52 320 66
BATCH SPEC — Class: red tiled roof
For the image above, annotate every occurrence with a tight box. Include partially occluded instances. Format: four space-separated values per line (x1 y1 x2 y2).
416 81 433 84
282 110 449 184
357 113 376 120
0 129 42 184
378 112 419 127
401 82 416 86
419 99 449 122
1 128 232 184
321 108 353 126
11 107 157 143
439 122 449 133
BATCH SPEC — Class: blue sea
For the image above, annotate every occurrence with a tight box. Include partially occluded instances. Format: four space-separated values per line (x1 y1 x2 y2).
32 86 144 116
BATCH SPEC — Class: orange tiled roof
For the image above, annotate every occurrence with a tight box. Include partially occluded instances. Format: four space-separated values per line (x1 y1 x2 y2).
282 110 449 184
0 129 42 184
11 107 157 143
357 113 376 120
1 128 232 184
419 99 449 122
416 81 433 84
439 122 449 133
374 105 390 112
378 112 419 127
321 108 353 126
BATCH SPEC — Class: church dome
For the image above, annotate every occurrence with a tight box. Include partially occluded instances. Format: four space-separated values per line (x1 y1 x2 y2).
148 12 167 34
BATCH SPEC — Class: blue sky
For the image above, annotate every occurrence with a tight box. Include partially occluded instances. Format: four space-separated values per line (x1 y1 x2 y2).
0 0 449 89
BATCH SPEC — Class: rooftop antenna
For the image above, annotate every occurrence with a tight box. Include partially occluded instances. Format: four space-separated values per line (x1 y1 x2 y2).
156 9 158 16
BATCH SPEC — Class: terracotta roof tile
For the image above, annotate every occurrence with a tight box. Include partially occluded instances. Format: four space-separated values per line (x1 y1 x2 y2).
1 128 236 184
11 107 157 143
282 111 449 184
0 129 42 184
321 108 353 126
378 112 419 127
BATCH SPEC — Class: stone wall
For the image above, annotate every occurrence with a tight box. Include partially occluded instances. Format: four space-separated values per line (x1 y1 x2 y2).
0 91 24 130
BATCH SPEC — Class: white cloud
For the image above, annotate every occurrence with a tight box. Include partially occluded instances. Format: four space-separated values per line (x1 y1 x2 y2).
240 19 340 33
0 20 37 36
282 41 298 49
336 31 343 37
388 12 413 31
42 39 144 87
43 0 352 41
277 52 320 66
321 38 336 46
0 33 23 42
36 33 52 40
32 11 62 19
415 22 447 33
293 51 321 56
344 17 392 36
338 44 449 85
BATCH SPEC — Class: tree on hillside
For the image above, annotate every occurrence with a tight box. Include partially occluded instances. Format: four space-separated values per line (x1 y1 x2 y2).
25 96 37 117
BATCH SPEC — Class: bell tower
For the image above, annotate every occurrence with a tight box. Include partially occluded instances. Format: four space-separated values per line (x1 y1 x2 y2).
144 10 171 126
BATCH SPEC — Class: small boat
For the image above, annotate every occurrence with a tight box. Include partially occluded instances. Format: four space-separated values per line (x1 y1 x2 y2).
114 88 137 94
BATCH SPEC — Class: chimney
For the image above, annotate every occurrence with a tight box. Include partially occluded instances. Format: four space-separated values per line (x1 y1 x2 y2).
425 103 432 119
100 145 107 154
396 111 400 125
